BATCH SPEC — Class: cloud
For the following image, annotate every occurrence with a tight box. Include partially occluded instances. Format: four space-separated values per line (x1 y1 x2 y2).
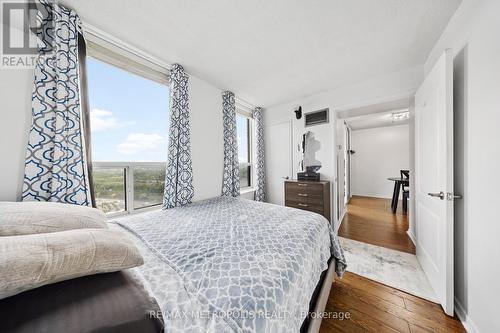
90 108 130 132
117 133 166 155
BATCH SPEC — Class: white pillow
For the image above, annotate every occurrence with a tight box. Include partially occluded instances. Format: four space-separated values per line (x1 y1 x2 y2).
0 228 144 299
0 201 107 236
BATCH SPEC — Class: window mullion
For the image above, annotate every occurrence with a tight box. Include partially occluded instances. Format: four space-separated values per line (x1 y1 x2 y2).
126 165 134 213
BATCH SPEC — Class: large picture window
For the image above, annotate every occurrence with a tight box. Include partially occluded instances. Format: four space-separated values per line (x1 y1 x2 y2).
236 112 253 189
87 55 169 214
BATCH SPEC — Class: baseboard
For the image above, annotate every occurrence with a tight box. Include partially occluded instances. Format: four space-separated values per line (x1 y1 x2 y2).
351 193 394 200
336 208 347 233
455 298 480 333
407 230 416 246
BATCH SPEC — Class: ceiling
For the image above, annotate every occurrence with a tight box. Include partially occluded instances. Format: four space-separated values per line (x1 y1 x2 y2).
62 0 461 107
337 97 410 119
345 109 409 130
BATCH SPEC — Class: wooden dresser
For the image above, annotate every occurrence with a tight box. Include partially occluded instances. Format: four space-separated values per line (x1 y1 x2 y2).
284 180 331 221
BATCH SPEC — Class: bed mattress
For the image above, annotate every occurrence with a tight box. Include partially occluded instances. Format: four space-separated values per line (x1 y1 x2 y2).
113 197 346 333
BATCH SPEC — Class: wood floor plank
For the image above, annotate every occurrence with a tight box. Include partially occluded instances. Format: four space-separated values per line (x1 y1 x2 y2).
320 196 464 332
340 272 440 312
338 272 407 308
338 282 455 333
408 323 434 333
319 273 465 333
403 298 465 331
333 282 411 332
339 196 415 254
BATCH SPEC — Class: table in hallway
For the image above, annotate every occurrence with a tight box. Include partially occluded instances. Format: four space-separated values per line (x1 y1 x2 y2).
387 177 409 213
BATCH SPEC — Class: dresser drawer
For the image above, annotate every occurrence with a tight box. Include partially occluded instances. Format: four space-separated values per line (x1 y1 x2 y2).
285 201 324 215
285 182 324 196
285 191 323 205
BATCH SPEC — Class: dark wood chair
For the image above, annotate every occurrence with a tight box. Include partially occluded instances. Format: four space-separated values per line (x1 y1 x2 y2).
401 170 410 214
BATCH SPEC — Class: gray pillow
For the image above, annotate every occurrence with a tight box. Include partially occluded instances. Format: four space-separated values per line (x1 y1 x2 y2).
0 228 144 299
0 201 107 236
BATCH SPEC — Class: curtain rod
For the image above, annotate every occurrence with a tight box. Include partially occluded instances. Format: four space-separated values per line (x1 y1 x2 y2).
81 22 172 72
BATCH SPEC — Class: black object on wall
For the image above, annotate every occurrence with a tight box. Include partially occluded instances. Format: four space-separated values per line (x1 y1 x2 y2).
294 106 302 119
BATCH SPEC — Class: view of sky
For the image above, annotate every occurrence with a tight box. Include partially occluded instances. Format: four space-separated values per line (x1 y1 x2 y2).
88 56 249 164
87 57 170 162
236 114 249 163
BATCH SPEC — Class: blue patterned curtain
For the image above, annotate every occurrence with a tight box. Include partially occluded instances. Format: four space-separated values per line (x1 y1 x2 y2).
253 107 266 201
221 91 240 197
163 64 194 209
22 1 90 205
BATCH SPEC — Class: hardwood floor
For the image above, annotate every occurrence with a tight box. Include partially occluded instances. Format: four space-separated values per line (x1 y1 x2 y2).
319 272 466 333
325 196 465 331
338 195 415 254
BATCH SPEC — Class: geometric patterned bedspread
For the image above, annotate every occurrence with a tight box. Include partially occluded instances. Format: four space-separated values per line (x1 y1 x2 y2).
113 197 346 332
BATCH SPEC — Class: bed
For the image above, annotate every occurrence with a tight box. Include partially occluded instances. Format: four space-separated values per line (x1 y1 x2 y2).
112 197 346 333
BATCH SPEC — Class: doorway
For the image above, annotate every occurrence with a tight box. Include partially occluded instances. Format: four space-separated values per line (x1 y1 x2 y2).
338 112 413 251
333 103 439 302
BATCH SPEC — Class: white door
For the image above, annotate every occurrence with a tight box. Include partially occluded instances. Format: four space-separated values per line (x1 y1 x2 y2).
266 121 292 205
415 50 454 315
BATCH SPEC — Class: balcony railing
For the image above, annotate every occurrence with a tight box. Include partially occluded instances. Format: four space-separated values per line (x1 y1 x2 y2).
92 162 166 215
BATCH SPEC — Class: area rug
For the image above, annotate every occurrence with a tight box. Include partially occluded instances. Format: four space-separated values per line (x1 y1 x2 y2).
339 237 438 302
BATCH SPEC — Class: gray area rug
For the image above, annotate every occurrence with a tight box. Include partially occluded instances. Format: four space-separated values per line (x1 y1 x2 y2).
340 237 438 302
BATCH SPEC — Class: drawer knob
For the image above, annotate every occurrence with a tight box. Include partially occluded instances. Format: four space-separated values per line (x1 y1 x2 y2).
298 203 308 207
298 193 308 197
297 183 308 187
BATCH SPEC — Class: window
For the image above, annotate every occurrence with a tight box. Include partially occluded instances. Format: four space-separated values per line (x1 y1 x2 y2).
236 112 253 188
87 54 169 214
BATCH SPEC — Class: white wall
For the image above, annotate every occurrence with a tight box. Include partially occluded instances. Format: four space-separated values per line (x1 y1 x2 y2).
0 68 33 202
264 66 423 225
0 68 227 203
424 1 500 332
350 125 409 199
189 75 224 202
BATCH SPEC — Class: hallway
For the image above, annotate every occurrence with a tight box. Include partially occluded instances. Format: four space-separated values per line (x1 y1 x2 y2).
338 196 415 254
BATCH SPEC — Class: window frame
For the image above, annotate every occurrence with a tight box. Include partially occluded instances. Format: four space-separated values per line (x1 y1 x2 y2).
92 161 166 217
235 109 255 190
85 37 169 216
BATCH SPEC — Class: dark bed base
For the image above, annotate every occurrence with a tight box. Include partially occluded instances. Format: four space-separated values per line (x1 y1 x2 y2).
300 258 336 333
0 271 164 333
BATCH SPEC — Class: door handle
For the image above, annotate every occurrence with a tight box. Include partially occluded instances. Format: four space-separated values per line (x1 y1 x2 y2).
428 191 445 200
282 176 289 180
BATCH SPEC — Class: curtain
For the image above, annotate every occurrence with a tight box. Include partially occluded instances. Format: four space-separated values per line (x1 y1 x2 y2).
78 33 96 207
22 0 91 205
162 64 194 209
253 107 266 201
221 91 240 197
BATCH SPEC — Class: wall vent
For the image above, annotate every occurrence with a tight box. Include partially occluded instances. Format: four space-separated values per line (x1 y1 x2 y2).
305 108 329 126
